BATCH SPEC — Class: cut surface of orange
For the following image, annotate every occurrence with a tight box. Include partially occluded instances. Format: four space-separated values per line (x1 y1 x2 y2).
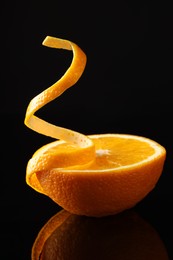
25 36 166 217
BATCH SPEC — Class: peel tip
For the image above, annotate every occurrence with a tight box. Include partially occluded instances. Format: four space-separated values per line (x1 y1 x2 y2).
42 36 52 46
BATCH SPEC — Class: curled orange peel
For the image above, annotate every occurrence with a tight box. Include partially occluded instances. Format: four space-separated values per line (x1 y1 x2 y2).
25 36 166 219
25 36 95 192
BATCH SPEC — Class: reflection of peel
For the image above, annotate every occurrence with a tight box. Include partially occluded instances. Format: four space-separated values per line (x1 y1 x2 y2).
32 209 169 260
32 210 71 260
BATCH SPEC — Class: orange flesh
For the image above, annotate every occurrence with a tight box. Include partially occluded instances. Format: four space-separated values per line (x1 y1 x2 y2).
86 136 155 170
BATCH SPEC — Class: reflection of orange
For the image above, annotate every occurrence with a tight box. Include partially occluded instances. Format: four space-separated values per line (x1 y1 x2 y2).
25 36 166 217
32 209 169 260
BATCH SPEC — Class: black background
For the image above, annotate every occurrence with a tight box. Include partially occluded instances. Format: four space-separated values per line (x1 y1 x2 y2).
1 1 173 259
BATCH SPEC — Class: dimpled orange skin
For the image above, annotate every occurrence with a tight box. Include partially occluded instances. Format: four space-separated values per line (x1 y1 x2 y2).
34 134 166 217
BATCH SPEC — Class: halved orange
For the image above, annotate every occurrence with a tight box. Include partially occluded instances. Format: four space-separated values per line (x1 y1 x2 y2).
32 209 169 260
26 133 166 217
25 36 166 217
